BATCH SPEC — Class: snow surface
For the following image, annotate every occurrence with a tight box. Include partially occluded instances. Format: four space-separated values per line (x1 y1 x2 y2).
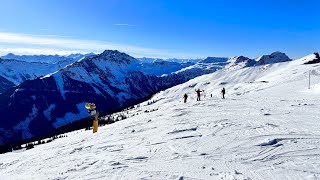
1 54 320 179
53 73 66 100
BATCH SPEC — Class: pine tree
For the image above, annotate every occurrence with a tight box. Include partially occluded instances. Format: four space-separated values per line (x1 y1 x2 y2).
26 143 34 150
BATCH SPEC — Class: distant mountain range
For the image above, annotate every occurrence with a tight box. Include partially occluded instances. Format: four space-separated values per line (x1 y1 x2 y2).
137 57 202 64
0 53 97 94
0 50 296 145
1 53 95 63
0 54 205 94
0 59 74 93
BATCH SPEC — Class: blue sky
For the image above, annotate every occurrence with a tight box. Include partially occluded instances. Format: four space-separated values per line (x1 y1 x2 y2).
0 0 319 59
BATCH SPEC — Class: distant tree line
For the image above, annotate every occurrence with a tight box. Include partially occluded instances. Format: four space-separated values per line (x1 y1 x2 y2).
0 134 68 154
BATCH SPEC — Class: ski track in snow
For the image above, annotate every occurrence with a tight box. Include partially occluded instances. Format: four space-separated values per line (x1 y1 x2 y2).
1 56 320 179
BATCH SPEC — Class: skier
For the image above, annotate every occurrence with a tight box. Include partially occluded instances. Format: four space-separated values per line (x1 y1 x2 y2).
183 93 188 103
195 89 204 101
221 88 226 99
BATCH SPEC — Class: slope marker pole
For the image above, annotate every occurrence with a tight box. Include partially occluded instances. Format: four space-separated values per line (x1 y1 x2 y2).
308 70 311 89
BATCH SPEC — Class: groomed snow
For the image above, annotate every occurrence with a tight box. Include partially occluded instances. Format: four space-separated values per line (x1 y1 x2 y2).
0 54 320 179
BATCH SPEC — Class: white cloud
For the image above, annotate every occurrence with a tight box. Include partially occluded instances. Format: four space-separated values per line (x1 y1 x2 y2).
0 47 88 55
113 24 136 26
0 32 201 58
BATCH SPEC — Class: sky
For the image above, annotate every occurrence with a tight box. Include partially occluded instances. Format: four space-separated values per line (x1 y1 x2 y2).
0 0 319 59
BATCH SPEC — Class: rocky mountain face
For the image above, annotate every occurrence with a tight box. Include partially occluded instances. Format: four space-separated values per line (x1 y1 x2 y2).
0 75 15 93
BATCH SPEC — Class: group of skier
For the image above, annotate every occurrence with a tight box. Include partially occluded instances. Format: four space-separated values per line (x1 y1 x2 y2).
183 87 226 103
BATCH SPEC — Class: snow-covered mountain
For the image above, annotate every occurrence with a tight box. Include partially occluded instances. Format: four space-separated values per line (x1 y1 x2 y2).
65 53 95 60
197 57 228 64
0 53 96 93
174 56 229 79
167 58 202 64
0 50 201 145
1 52 194 94
1 52 319 179
226 52 292 70
0 58 76 93
140 59 194 76
167 52 290 80
1 53 92 63
255 51 291 65
135 57 200 76
225 56 256 70
137 57 163 63
138 57 201 64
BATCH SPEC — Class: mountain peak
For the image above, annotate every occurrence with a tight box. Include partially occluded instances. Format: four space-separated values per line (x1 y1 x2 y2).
6 53 15 56
225 56 256 69
229 56 252 63
95 50 137 64
270 51 285 55
256 51 291 65
100 50 122 56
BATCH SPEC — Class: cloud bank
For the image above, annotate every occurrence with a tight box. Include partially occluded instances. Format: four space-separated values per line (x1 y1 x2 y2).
0 32 201 58
113 24 136 26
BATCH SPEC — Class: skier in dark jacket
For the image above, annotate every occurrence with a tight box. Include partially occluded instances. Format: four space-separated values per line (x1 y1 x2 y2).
183 93 188 103
221 88 226 99
195 89 204 101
